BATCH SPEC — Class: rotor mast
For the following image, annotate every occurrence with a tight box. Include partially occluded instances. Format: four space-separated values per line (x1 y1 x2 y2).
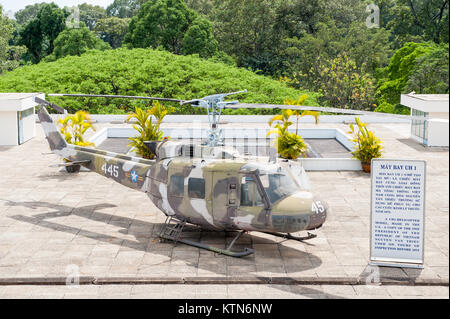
182 90 247 147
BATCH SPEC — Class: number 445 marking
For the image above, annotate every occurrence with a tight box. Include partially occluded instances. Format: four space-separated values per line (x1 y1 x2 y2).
101 163 119 178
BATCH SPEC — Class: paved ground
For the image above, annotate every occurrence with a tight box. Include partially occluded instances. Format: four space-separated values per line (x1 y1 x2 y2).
0 284 448 299
0 121 448 298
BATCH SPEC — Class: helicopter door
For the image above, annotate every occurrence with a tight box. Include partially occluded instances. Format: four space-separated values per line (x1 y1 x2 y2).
235 175 270 230
211 172 239 228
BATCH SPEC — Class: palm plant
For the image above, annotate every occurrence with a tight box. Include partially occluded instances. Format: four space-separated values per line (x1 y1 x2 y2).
58 111 96 147
126 101 173 159
348 117 383 171
283 94 320 134
267 117 308 159
267 95 320 159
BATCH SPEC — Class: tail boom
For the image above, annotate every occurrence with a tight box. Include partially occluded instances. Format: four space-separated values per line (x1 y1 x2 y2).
37 105 153 191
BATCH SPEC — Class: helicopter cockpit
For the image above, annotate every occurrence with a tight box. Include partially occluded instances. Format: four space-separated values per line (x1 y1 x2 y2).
240 162 306 206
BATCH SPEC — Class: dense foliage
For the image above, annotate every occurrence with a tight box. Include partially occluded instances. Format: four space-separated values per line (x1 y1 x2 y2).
106 0 143 18
0 48 319 114
78 3 107 31
189 0 448 110
0 6 25 74
94 17 130 49
45 25 111 61
125 0 218 58
375 41 449 113
1 0 448 115
17 3 68 63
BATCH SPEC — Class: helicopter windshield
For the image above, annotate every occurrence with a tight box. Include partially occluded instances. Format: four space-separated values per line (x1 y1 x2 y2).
241 163 300 204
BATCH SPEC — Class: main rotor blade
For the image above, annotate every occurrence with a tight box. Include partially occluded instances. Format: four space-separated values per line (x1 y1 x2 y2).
48 93 185 103
228 103 412 120
35 96 67 114
46 93 414 120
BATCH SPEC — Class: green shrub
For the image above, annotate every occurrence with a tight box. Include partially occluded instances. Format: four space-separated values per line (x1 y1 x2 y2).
126 101 173 159
44 25 110 61
267 104 319 160
58 110 96 146
348 117 383 164
376 42 449 106
374 101 410 115
0 48 319 114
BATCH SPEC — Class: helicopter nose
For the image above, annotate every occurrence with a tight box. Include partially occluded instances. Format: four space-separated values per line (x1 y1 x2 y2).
305 198 328 230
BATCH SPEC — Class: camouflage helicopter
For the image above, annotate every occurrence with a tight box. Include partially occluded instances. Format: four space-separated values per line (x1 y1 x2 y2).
35 90 409 257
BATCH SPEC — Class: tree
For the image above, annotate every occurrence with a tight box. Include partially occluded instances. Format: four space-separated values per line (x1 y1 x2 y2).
14 2 45 25
46 25 110 61
18 3 68 63
341 22 392 74
274 0 325 37
377 42 449 109
279 21 392 90
94 17 130 49
320 0 368 29
18 19 43 63
209 0 380 75
78 3 107 30
182 17 217 57
399 0 448 43
405 43 449 94
314 54 377 111
38 3 68 53
212 0 281 73
1 5 26 73
0 48 319 114
106 0 142 18
185 0 214 16
377 0 449 46
125 0 217 57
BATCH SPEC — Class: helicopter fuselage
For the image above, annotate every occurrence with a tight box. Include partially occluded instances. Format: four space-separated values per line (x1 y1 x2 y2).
147 156 328 233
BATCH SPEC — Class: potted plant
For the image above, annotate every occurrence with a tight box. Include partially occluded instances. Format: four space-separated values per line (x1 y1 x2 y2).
126 101 174 159
267 112 308 159
348 117 383 173
267 95 320 160
58 110 96 173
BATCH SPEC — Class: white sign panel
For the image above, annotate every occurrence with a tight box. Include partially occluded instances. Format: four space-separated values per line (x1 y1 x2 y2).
370 159 426 268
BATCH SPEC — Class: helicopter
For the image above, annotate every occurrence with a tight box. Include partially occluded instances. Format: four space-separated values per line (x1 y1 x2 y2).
35 90 410 257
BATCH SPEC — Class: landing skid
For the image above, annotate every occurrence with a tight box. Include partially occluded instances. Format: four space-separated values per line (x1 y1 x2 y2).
263 231 317 241
176 232 254 257
158 216 254 257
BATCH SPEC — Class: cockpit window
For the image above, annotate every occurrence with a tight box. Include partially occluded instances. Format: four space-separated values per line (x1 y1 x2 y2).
240 177 264 207
259 168 299 204
240 164 301 205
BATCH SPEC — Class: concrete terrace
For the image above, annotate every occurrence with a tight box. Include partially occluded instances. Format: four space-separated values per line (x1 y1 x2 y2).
0 120 448 299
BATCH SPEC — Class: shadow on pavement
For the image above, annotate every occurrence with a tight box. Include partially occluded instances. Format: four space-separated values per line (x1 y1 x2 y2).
4 200 349 299
359 264 419 284
397 139 449 153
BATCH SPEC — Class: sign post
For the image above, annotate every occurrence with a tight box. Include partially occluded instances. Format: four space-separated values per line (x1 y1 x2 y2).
370 159 426 268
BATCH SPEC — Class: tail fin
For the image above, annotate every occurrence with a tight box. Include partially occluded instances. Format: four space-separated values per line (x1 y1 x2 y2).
37 106 69 153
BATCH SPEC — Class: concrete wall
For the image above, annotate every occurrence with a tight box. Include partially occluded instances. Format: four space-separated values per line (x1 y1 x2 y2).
428 119 449 147
429 112 449 120
0 111 18 145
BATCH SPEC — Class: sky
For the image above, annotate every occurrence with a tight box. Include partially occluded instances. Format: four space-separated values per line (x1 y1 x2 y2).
1 0 115 17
